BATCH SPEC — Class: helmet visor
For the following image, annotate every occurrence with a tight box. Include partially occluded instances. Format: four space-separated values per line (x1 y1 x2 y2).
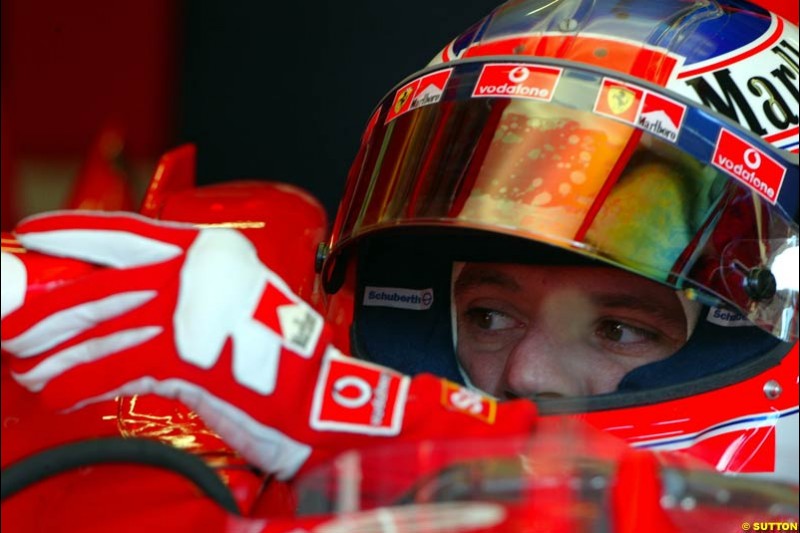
328 60 799 341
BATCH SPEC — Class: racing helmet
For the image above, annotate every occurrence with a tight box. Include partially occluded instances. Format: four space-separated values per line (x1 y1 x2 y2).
317 0 799 481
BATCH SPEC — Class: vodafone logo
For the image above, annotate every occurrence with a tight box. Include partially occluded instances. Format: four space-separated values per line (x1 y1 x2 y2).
311 348 409 435
743 148 761 168
508 66 530 83
332 376 373 409
472 63 562 101
712 129 786 204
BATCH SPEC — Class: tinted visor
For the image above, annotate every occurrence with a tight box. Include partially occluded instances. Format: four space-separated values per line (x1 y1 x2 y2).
326 60 799 341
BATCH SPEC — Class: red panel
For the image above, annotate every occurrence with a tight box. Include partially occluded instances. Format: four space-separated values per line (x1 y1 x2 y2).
1 0 179 158
753 0 799 24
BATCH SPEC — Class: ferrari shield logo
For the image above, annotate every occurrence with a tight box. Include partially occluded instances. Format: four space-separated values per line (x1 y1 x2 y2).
607 86 636 115
594 78 644 124
394 87 414 114
385 68 454 124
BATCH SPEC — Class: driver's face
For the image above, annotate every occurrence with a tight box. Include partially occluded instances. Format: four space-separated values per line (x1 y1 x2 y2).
453 263 689 399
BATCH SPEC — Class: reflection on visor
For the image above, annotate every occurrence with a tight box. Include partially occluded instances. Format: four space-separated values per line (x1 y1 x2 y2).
329 61 798 341
456 100 720 281
460 102 635 242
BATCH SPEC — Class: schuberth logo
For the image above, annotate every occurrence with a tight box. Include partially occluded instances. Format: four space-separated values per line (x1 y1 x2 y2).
385 69 454 124
472 63 562 101
363 286 434 311
706 307 752 327
712 129 786 204
311 349 409 435
594 78 686 142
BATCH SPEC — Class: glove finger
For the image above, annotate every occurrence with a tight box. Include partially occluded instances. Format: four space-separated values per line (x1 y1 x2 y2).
15 211 199 268
9 277 178 375
1 260 179 357
11 325 163 393
4 291 157 358
29 334 173 412
1 251 26 319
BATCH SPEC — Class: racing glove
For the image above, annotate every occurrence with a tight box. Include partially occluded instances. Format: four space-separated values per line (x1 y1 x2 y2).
0 211 538 480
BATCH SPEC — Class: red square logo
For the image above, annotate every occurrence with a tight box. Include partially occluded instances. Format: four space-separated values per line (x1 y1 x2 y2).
385 68 453 124
594 78 644 124
712 129 786 204
639 92 686 142
385 79 420 124
310 350 409 435
472 63 561 101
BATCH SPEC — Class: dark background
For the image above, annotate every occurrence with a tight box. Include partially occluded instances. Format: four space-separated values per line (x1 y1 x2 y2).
179 2 501 215
1 0 501 221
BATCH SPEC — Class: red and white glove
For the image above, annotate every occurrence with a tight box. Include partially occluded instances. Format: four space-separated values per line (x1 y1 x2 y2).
1 211 538 480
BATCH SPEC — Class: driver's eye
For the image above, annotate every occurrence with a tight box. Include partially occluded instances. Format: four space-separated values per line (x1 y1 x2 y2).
595 319 658 345
465 308 520 331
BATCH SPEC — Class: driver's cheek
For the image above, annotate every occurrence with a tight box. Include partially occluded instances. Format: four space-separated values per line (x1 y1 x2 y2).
458 346 510 398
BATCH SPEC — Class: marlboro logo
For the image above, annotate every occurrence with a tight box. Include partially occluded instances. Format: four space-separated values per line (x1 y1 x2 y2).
638 92 686 143
676 31 799 150
594 78 687 142
712 129 786 204
472 63 562 101
385 69 454 124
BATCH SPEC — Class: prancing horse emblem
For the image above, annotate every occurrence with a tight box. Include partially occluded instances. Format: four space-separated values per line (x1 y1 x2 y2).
394 87 414 113
608 86 636 115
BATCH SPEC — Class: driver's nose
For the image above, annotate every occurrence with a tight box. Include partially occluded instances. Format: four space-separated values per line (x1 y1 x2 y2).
499 325 583 399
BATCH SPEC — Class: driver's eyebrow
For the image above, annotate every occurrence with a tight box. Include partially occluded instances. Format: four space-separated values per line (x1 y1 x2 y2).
590 293 686 333
454 267 521 293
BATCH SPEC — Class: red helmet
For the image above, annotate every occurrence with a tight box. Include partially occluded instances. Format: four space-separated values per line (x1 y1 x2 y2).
318 0 798 483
